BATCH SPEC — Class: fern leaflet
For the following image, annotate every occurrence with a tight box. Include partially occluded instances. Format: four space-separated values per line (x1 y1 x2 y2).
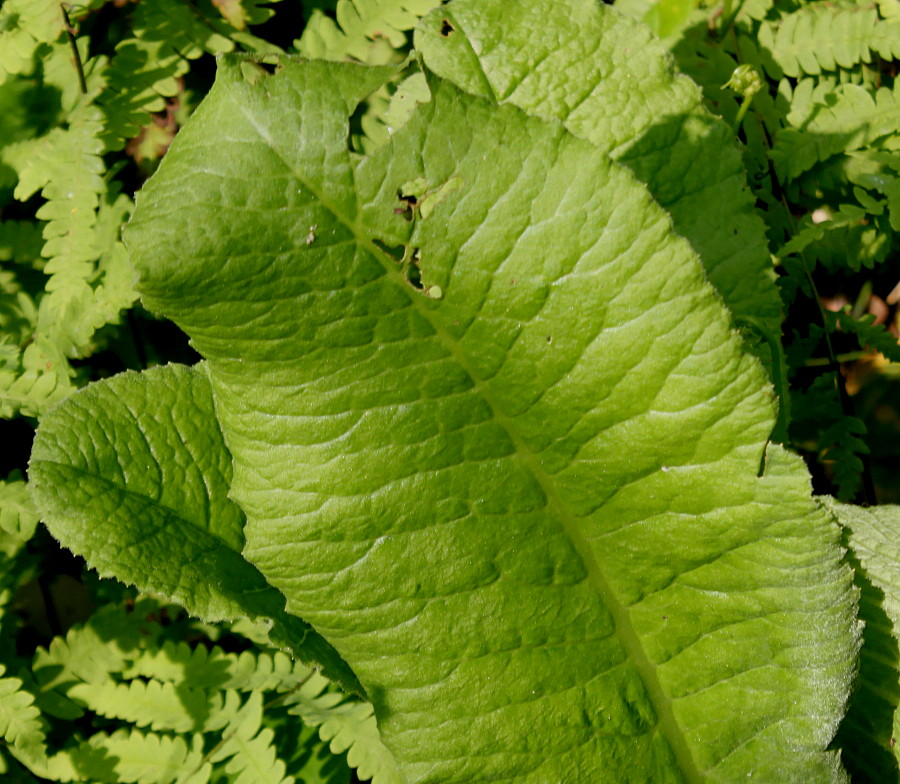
771 82 900 180
67 679 211 734
828 309 900 363
758 5 900 79
45 729 209 784
0 664 48 772
0 471 38 542
296 0 442 63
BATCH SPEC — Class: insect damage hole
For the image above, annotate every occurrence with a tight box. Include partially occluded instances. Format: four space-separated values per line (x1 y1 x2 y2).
372 239 404 262
440 18 455 36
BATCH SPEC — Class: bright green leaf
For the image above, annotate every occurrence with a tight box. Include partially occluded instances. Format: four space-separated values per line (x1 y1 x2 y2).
29 363 360 694
414 0 782 340
112 51 859 781
823 499 900 783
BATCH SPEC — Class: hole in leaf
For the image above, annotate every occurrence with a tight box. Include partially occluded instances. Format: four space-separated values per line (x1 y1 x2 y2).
372 239 404 262
405 248 423 290
440 19 455 36
394 189 418 222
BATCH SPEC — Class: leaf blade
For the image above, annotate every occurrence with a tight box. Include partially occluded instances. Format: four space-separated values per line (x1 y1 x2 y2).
29 363 360 694
121 53 857 782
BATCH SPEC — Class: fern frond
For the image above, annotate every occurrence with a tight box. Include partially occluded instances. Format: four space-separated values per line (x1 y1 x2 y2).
215 725 292 784
125 643 315 694
46 729 209 784
315 702 401 784
820 415 869 501
0 664 49 773
134 0 237 61
209 692 292 784
1 96 138 363
0 0 62 83
847 162 900 231
0 338 75 419
758 5 894 79
776 201 890 273
98 36 191 151
122 640 229 689
284 683 401 784
828 310 900 362
221 650 314 693
296 0 442 63
99 0 267 150
32 600 162 691
0 471 39 543
869 15 900 59
9 99 104 267
771 82 900 180
67 678 211 734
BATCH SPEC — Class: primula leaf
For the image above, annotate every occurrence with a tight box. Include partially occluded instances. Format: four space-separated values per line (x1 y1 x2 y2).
109 48 860 781
29 363 360 694
414 0 781 340
822 499 900 783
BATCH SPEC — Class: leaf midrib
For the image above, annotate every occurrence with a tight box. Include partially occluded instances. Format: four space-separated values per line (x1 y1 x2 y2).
230 73 702 781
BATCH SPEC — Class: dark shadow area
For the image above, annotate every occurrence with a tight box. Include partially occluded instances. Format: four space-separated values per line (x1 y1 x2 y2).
0 417 34 476
73 305 202 380
250 1 309 51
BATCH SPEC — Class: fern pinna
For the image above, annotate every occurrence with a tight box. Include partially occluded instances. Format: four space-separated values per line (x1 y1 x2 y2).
1 598 398 783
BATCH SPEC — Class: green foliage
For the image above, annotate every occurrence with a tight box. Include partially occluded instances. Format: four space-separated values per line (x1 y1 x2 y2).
0 597 382 783
1 5 428 783
626 0 900 504
296 0 442 63
823 499 900 781
416 0 782 343
758 5 900 78
35 19 862 779
28 362 362 695
5 0 900 781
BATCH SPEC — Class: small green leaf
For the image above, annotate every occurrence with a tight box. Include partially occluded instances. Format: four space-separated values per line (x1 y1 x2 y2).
29 363 360 694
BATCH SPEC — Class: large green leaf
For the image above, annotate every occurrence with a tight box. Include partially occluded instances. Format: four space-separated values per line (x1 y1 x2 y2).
110 46 858 781
415 0 781 341
28 363 361 695
823 499 900 783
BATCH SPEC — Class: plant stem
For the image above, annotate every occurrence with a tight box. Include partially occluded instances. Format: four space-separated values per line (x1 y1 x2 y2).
804 351 868 367
793 242 877 505
733 93 755 133
60 4 87 95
